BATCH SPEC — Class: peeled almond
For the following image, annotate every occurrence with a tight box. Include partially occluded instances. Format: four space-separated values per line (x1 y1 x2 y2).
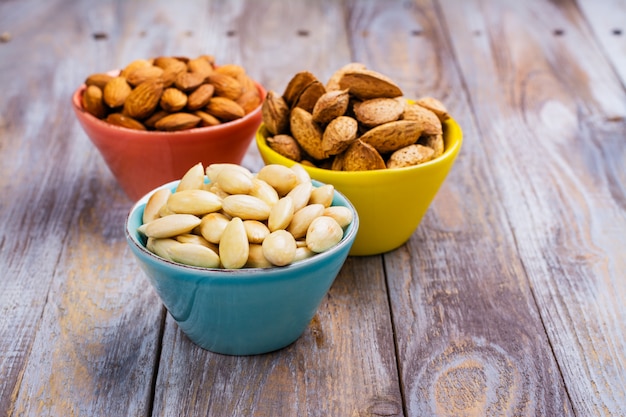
138 214 201 238
219 217 249 269
306 216 343 253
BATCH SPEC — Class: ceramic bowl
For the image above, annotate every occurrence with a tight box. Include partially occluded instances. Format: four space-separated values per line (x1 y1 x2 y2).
72 79 266 202
256 118 462 256
125 178 359 355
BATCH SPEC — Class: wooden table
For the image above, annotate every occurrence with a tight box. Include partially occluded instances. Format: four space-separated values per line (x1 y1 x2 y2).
1 0 624 415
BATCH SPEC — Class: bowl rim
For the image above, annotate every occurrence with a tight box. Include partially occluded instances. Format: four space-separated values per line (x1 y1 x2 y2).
255 117 463 177
125 178 360 278
72 73 266 137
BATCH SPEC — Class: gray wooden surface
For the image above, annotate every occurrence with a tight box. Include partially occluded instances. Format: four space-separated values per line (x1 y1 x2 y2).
0 0 624 416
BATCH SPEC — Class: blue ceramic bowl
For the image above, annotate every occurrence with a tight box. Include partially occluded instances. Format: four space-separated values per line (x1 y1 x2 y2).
125 179 359 355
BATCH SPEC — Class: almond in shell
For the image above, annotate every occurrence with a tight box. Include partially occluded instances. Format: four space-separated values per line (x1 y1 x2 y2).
290 107 326 160
402 102 443 135
261 91 290 135
282 71 318 107
325 62 367 91
359 120 422 154
338 68 403 100
311 89 350 124
322 116 358 156
387 144 435 168
340 139 386 171
267 134 302 161
415 96 450 122
293 80 326 113
418 133 445 158
354 97 404 127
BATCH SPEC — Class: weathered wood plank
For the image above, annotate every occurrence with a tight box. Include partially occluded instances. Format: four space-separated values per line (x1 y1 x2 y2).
0 0 168 415
147 1 403 415
578 0 626 86
153 257 402 417
437 0 626 415
343 0 577 415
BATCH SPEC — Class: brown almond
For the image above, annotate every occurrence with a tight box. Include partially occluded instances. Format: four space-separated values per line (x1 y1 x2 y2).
103 76 132 108
120 59 153 78
123 78 164 119
215 64 246 78
160 88 188 112
261 90 290 135
321 116 358 156
354 97 404 127
338 68 403 100
387 144 435 168
85 73 114 90
282 71 318 107
195 110 222 127
187 56 215 78
206 73 243 100
290 107 326 160
144 110 169 129
160 60 188 87
341 139 386 171
402 103 442 135
125 65 164 87
236 89 261 114
311 89 350 124
359 120 422 154
205 97 245 121
267 134 302 161
82 85 106 118
187 83 215 111
106 113 147 130
154 112 201 131
175 71 206 92
153 56 186 70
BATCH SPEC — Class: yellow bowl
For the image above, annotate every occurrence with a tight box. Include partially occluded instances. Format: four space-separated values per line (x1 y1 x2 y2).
256 118 463 255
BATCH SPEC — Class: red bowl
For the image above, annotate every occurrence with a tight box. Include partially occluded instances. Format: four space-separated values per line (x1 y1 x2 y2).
72 80 265 201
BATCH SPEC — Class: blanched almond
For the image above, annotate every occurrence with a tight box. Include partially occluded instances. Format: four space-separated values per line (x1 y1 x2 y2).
306 216 343 253
256 164 298 196
288 203 325 239
219 217 249 269
243 220 270 244
268 196 295 232
262 230 297 266
222 194 271 221
169 242 220 268
199 212 231 243
167 189 222 215
143 188 172 223
138 214 201 238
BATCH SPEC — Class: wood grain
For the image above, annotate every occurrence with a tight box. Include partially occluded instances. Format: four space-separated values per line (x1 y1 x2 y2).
438 0 626 415
0 0 624 416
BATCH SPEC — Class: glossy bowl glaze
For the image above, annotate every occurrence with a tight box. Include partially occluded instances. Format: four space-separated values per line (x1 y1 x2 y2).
256 118 462 256
72 80 265 202
125 179 359 355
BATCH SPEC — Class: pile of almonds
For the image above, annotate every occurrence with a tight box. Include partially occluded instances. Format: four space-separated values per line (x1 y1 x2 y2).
81 55 261 131
137 162 354 269
261 63 450 170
